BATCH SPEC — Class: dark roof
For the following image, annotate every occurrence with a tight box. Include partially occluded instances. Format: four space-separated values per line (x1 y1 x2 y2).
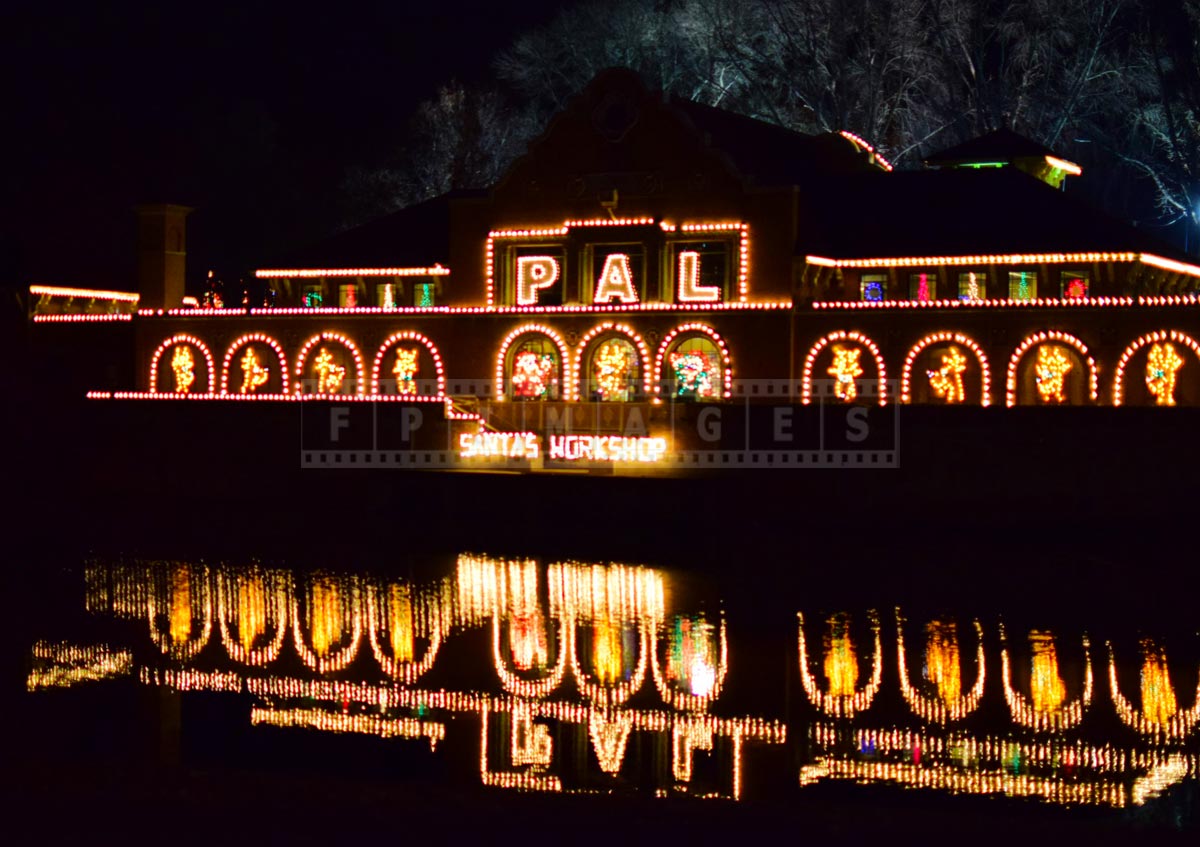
669 98 882 184
258 191 480 271
923 128 1060 167
798 167 1191 261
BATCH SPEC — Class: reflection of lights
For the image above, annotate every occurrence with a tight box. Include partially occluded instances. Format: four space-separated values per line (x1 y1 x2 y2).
1000 628 1092 731
365 579 445 685
292 574 363 674
896 611 984 723
147 564 213 661
216 568 289 666
26 641 132 690
1108 640 1200 740
589 710 635 775
797 611 882 717
251 706 445 749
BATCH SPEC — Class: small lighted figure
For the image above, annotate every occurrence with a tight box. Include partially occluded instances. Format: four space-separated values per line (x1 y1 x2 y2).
1029 631 1067 714
1145 341 1183 406
392 347 420 395
1064 277 1088 299
313 347 346 394
670 351 717 398
171 345 195 394
1034 344 1072 403
963 272 982 301
380 283 396 310
924 621 962 705
828 344 863 402
593 339 632 400
1140 639 1178 726
927 345 967 403
511 350 557 399
239 347 269 394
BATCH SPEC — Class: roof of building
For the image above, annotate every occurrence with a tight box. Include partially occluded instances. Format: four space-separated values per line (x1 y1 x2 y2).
257 191 480 272
670 98 882 184
798 167 1189 261
923 128 1060 167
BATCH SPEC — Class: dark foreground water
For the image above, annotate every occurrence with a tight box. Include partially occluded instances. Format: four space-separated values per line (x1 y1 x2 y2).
10 543 1198 842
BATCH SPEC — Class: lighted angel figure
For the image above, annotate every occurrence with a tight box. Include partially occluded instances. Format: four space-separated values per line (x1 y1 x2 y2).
171 345 195 393
926 345 967 403
239 347 269 394
1034 344 1072 403
670 351 716 398
511 350 556 398
1145 341 1183 406
392 347 420 395
313 347 346 394
592 340 632 400
828 344 863 402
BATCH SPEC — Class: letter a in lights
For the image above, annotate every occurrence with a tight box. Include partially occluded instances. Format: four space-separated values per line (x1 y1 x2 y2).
593 254 639 304
677 251 720 302
517 257 560 305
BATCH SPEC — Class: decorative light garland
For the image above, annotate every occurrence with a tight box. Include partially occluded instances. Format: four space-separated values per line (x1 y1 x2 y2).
369 330 446 397
220 333 290 395
900 332 992 405
572 322 651 401
1112 330 1200 406
652 323 733 400
293 331 366 396
1005 331 1097 407
493 324 572 401
148 334 215 394
254 266 450 279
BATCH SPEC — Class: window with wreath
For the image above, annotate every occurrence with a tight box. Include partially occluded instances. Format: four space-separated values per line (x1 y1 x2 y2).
508 337 561 400
860 274 887 302
1061 270 1089 300
585 336 640 401
664 336 723 400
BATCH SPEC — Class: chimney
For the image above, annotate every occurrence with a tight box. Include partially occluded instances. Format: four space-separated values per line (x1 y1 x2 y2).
135 204 193 309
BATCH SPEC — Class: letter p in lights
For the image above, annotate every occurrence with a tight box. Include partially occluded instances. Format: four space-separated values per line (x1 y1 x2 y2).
517 257 560 306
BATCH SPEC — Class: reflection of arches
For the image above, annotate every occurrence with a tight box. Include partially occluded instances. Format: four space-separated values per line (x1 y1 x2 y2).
147 564 213 661
294 332 365 395
495 324 570 401
216 567 290 666
896 610 985 724
1006 331 1097 407
801 330 886 405
149 334 215 393
291 573 363 674
366 580 444 685
370 331 446 396
1108 640 1200 740
1112 330 1200 406
900 332 992 406
796 611 882 717
650 614 728 713
1000 627 1092 732
574 322 650 401
653 323 732 400
220 333 289 395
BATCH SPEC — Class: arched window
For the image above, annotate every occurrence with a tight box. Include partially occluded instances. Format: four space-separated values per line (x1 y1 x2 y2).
664 335 723 400
585 336 639 401
508 336 561 400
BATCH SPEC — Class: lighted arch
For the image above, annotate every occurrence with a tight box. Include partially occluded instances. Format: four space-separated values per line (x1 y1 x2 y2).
149 333 215 393
801 330 887 405
294 331 366 395
653 323 733 401
494 324 572 401
1005 330 1097 407
371 330 446 397
220 333 289 395
573 322 651 401
900 332 992 406
1112 330 1200 406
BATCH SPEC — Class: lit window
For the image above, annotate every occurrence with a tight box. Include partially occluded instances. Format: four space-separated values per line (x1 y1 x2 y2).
909 272 937 301
958 272 986 301
665 336 722 400
302 285 324 308
1008 271 1037 300
586 337 639 401
672 241 728 302
1061 271 1089 300
413 282 436 307
509 337 560 400
338 284 358 308
861 275 887 302
376 283 397 309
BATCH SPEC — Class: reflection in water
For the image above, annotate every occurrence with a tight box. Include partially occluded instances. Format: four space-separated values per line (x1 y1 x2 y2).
26 556 1200 812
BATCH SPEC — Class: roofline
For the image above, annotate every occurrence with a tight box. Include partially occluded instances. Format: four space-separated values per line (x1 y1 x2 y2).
805 252 1200 277
254 266 450 279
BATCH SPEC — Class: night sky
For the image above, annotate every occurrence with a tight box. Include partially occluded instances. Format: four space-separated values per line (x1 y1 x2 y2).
4 1 569 294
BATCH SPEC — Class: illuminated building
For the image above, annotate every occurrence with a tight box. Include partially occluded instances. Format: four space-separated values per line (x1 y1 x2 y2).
31 69 1200 468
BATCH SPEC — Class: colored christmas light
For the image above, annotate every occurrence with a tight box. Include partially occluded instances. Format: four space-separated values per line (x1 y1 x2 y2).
670 351 717 398
392 348 420 395
1064 277 1088 299
511 351 558 399
313 347 346 395
1034 344 1073 404
927 345 967 403
828 344 864 402
592 338 634 400
1145 341 1184 406
171 345 195 394
239 347 269 394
